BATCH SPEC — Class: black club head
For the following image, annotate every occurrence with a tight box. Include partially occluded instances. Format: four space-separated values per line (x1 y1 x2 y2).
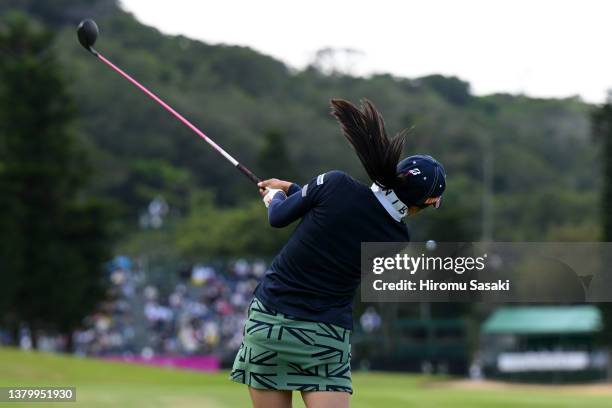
77 19 99 54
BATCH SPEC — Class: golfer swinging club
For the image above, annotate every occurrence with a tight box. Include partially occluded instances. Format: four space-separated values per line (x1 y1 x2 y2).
231 98 446 408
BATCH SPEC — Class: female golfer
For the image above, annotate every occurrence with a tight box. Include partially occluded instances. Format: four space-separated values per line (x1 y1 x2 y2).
231 99 446 408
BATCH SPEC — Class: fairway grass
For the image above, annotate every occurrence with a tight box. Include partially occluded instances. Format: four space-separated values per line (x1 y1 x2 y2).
0 347 610 407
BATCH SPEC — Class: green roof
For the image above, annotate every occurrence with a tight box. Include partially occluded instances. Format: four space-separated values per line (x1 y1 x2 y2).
482 306 602 335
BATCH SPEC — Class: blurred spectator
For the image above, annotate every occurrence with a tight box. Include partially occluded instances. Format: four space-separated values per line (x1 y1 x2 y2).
72 256 268 358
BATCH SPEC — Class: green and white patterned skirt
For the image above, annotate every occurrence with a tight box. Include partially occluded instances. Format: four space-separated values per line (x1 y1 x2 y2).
230 298 352 394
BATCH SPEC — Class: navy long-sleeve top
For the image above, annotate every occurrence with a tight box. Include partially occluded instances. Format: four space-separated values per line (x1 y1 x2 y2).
254 170 410 330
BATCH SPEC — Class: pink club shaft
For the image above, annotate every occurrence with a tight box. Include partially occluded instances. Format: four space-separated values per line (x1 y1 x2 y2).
96 52 261 185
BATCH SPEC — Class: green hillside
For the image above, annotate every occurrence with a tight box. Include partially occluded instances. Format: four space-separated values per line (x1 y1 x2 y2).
0 0 601 254
1 348 611 408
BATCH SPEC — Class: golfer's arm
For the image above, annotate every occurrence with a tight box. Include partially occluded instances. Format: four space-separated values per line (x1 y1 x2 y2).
267 191 309 228
268 171 337 227
287 183 301 196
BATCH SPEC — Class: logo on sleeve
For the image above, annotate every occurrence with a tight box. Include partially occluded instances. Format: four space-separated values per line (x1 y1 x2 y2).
316 173 326 185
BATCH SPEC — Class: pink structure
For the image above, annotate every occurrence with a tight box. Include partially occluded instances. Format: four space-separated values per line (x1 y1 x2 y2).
104 355 221 372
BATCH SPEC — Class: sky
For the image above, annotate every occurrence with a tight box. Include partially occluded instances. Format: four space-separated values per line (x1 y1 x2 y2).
120 0 612 103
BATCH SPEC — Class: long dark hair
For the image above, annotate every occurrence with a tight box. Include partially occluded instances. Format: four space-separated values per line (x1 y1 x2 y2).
330 98 407 190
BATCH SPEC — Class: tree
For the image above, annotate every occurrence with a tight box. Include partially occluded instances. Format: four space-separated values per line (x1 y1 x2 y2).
176 192 290 259
257 129 300 182
591 93 612 358
0 0 119 28
592 94 612 241
0 14 112 350
418 74 472 106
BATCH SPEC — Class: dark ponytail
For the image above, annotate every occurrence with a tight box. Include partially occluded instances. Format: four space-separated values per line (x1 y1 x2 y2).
330 98 407 190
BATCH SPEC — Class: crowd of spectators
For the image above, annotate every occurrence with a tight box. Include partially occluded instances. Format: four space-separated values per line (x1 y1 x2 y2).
73 256 267 360
8 255 381 361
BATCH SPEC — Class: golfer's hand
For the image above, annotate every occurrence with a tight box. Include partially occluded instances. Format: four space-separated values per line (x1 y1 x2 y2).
258 178 292 197
262 188 284 207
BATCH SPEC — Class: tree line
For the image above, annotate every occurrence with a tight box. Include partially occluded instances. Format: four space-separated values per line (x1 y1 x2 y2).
0 0 610 349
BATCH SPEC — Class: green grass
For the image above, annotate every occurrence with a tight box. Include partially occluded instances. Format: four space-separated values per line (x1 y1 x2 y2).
0 347 610 407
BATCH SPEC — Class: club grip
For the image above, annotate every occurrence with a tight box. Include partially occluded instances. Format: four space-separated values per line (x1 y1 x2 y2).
237 163 261 185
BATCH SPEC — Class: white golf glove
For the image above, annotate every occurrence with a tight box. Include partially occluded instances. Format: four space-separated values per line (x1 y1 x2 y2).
263 188 284 208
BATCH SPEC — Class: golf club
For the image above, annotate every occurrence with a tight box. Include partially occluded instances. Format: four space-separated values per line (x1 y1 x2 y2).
76 19 261 185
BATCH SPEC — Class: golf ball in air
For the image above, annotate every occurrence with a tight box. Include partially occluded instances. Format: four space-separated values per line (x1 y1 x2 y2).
426 240 437 251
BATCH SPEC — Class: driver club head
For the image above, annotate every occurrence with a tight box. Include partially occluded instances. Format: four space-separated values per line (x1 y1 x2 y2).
77 19 99 55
